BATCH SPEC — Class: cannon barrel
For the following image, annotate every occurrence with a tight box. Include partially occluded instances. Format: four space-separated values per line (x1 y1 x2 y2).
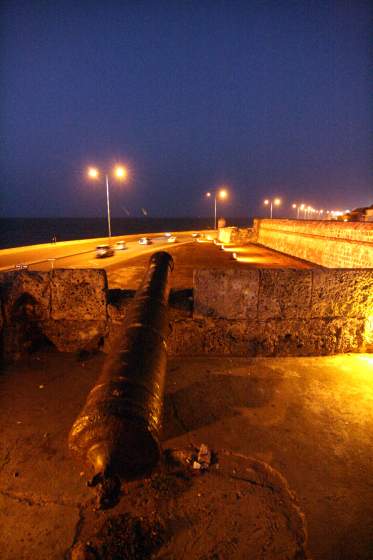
68 251 174 480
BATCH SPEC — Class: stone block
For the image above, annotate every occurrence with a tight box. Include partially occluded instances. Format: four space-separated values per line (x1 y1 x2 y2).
363 315 373 351
0 270 51 322
194 268 259 320
42 319 106 352
107 289 133 323
51 269 107 320
258 269 312 320
255 318 365 356
168 314 366 357
311 269 373 318
168 319 206 356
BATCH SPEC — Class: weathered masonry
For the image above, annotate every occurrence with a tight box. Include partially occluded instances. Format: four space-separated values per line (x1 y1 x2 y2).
1 267 372 361
171 268 373 355
249 219 373 268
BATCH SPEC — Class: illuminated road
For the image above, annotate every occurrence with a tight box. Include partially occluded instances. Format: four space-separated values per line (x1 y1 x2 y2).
0 231 316 290
0 232 197 272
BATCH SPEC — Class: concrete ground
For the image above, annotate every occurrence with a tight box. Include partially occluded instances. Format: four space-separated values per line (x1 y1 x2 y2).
1 351 372 559
1 240 368 559
108 240 315 290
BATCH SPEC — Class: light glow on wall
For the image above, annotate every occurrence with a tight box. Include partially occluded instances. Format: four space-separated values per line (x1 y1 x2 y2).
363 315 373 349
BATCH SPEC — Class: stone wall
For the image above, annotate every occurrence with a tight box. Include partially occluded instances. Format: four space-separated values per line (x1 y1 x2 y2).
0 269 108 360
1 267 372 361
168 268 373 356
253 219 373 268
218 227 254 245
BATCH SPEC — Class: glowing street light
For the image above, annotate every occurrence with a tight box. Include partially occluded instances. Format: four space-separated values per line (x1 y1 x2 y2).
206 188 229 229
292 203 301 219
264 197 281 219
87 164 128 237
88 167 99 179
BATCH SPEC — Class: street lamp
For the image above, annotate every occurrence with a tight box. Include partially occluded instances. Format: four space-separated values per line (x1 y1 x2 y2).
87 165 128 237
292 203 301 219
264 197 281 219
206 188 228 229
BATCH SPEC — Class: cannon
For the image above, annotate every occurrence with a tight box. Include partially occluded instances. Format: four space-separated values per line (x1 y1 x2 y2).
68 251 174 486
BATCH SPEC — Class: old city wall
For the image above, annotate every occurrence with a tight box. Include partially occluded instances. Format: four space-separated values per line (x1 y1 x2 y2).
218 226 255 245
0 269 108 361
1 267 372 361
170 268 373 356
251 219 373 268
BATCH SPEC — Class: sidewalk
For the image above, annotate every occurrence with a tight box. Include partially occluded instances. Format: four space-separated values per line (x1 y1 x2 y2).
1 351 372 559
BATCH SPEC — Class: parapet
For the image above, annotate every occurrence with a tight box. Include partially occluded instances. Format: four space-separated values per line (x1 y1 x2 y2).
252 219 373 268
1 266 372 361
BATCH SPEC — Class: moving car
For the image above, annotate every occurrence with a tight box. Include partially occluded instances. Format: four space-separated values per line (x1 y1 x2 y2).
192 232 201 238
95 244 115 258
138 237 152 245
167 236 177 243
164 232 172 238
115 240 127 250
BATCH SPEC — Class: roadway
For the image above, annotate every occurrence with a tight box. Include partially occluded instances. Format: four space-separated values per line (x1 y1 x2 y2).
0 232 197 273
0 230 316 290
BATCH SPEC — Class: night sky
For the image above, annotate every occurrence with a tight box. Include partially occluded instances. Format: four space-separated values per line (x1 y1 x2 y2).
1 0 371 218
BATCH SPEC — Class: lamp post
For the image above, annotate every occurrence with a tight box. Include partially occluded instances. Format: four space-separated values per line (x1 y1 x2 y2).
87 165 128 237
264 197 281 219
292 203 301 219
206 188 228 229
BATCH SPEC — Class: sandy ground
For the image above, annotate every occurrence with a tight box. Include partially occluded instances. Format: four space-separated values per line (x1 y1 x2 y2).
1 351 372 559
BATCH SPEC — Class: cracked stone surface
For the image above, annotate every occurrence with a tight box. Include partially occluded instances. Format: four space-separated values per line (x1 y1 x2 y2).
72 451 308 560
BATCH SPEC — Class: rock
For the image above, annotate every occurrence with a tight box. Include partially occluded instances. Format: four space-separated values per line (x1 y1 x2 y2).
51 269 107 321
197 443 211 469
1 270 51 322
42 319 106 352
194 269 259 320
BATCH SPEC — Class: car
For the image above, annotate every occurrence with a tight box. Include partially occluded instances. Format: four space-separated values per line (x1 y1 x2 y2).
115 240 127 250
167 236 177 243
138 237 152 245
95 244 115 258
191 232 201 238
164 232 172 238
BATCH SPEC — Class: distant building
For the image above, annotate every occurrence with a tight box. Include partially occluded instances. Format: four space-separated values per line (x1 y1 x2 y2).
366 207 373 222
341 204 373 222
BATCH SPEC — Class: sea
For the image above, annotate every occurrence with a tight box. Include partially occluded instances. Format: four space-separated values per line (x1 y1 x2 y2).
0 217 252 250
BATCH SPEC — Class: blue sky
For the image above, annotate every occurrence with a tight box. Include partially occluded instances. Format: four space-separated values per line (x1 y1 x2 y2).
1 0 371 217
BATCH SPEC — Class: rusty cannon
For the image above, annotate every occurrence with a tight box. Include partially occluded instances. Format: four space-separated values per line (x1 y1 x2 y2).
68 251 174 498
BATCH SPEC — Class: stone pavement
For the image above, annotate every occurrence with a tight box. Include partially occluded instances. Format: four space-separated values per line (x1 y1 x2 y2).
1 351 373 559
107 240 314 290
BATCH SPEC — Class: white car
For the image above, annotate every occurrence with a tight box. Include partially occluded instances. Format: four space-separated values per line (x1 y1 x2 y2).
167 236 177 243
138 237 152 245
115 240 127 250
96 244 115 258
164 232 172 238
